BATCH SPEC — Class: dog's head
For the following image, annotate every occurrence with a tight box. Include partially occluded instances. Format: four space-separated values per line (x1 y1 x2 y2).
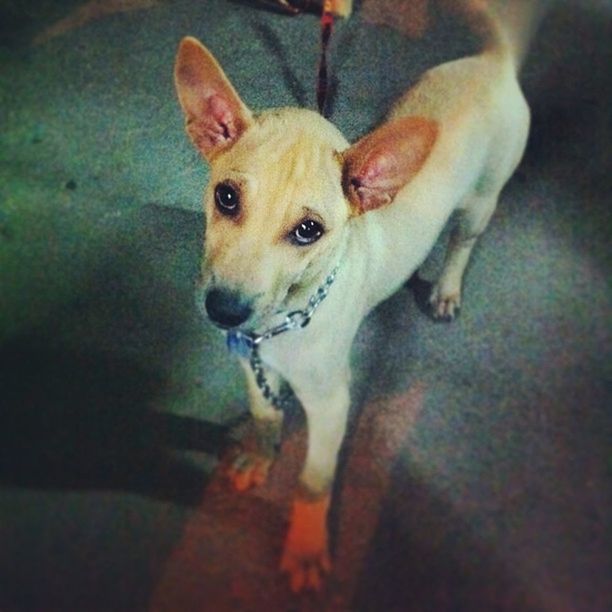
175 37 437 330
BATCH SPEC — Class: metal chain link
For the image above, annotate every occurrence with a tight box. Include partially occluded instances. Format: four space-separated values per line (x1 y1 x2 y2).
227 265 339 411
249 344 294 411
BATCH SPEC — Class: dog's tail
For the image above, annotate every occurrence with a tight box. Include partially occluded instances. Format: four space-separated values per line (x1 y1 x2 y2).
461 0 552 71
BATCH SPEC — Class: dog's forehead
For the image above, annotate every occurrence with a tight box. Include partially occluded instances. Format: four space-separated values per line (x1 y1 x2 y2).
218 108 348 211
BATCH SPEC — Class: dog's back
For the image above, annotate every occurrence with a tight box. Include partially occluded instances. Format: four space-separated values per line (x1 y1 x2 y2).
348 1 545 318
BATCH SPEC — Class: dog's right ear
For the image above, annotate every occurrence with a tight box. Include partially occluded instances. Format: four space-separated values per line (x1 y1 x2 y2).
342 116 438 215
174 36 252 161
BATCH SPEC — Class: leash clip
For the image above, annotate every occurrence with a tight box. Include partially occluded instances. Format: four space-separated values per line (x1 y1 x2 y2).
226 329 261 358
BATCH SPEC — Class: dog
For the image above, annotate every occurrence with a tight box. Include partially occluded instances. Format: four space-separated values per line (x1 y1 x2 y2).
174 0 540 592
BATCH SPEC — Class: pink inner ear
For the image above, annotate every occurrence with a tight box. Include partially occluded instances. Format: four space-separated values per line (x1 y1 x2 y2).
349 182 392 211
175 37 251 158
357 150 399 187
349 150 403 211
344 117 438 213
188 93 245 156
176 63 199 89
207 94 239 141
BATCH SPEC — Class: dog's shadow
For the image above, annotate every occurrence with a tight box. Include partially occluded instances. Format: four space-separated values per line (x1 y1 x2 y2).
0 204 236 506
352 464 537 611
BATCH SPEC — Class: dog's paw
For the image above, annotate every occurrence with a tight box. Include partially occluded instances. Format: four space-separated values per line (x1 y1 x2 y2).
280 495 331 592
226 451 273 492
280 545 331 593
429 284 461 322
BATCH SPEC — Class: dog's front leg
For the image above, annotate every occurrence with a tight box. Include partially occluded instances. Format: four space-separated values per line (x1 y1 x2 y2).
226 360 283 491
280 369 351 592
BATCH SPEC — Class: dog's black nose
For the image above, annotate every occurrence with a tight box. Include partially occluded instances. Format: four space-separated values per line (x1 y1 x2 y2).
204 288 253 328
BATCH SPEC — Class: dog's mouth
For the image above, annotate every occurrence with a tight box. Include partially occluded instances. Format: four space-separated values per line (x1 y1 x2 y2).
198 265 311 334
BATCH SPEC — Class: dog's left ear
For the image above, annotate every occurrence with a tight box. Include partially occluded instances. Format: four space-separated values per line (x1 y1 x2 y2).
342 117 438 214
174 36 252 161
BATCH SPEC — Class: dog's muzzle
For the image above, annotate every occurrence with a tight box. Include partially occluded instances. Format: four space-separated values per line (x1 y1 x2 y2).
203 287 253 329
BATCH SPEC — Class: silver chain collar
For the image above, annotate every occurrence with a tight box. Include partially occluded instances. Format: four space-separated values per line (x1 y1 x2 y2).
226 265 339 411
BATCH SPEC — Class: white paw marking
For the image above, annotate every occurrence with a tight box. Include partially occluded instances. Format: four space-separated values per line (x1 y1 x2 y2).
429 284 461 321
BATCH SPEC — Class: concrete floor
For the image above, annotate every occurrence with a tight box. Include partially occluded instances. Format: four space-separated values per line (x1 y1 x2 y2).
0 1 610 610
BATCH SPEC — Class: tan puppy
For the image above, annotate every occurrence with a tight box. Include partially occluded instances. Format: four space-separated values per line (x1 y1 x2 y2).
174 0 536 592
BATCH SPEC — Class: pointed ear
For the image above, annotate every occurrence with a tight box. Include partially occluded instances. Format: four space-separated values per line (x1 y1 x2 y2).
342 117 438 214
174 36 252 161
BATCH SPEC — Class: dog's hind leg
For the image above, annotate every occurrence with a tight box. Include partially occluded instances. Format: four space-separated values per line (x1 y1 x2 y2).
226 362 283 491
429 187 500 321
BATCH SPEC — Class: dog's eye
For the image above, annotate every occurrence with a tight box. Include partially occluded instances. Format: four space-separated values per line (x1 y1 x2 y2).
291 219 324 246
214 182 240 216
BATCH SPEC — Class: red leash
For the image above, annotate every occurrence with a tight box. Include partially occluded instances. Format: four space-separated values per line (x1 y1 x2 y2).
316 0 334 115
255 0 336 114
